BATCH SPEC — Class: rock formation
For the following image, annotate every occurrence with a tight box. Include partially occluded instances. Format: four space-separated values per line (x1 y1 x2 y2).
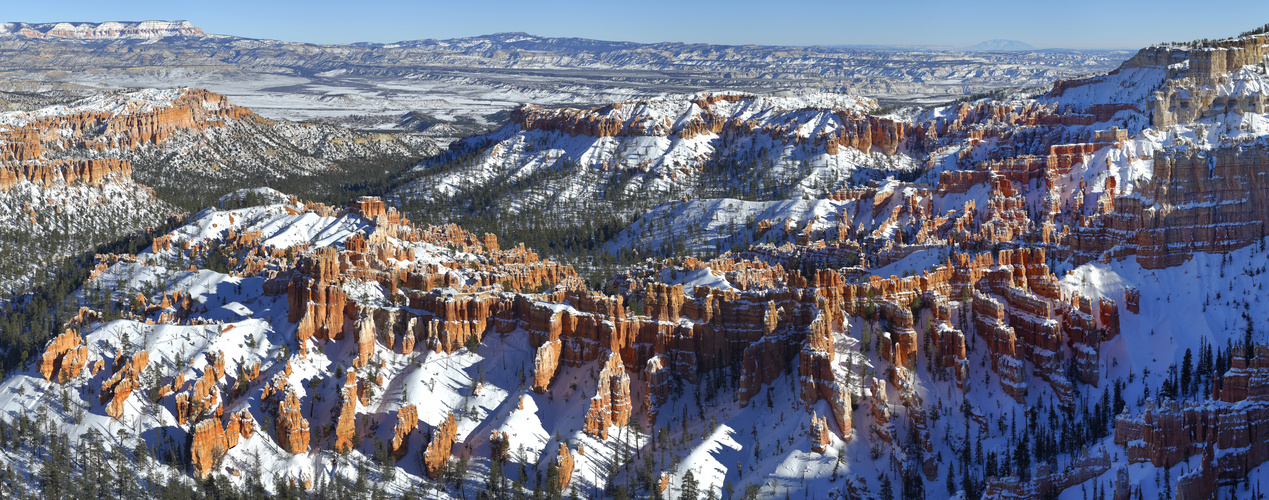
274 389 310 454
810 412 831 453
424 413 457 479
554 443 575 491
583 352 633 439
333 369 359 454
39 329 88 384
189 418 228 478
1113 346 1269 499
99 351 148 420
390 405 418 460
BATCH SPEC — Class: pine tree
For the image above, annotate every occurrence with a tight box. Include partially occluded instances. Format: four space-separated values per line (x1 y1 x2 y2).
1181 348 1193 398
681 470 699 500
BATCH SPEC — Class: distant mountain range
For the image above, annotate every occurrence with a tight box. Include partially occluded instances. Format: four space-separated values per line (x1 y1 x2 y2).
962 39 1035 51
0 21 1129 138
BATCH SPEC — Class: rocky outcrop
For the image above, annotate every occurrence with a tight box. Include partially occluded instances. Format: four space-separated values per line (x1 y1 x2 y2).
0 159 133 191
39 329 88 384
100 351 148 420
333 369 359 454
288 248 349 344
349 196 386 220
189 418 228 478
175 367 222 425
973 292 1027 402
642 355 671 422
274 389 310 454
489 430 510 463
866 377 892 444
352 316 376 368
0 89 253 172
390 405 418 461
799 317 852 439
554 443 575 491
224 409 252 448
583 352 632 439
532 340 562 393
424 412 457 479
980 448 1113 500
809 412 831 453
510 96 911 158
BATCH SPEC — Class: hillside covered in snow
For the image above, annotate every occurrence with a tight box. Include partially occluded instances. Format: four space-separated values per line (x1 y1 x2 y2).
8 19 1269 500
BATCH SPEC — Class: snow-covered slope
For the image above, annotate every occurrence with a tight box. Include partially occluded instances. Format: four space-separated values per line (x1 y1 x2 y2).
0 86 438 303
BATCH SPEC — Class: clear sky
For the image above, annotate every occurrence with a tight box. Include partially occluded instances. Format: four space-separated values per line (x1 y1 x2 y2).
6 0 1269 49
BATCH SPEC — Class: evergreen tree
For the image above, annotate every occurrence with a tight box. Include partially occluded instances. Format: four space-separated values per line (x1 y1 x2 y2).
1181 348 1193 398
681 470 699 500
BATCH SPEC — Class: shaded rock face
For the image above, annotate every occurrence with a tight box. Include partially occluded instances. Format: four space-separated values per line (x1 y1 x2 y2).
489 430 510 463
390 405 418 461
799 317 852 438
866 377 891 444
274 390 310 454
424 413 457 479
981 449 1113 499
642 355 671 422
100 351 148 420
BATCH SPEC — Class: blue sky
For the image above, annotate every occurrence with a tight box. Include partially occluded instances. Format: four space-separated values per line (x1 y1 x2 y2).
7 0 1269 49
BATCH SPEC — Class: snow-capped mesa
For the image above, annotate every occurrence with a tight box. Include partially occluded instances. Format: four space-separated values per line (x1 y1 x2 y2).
0 20 205 39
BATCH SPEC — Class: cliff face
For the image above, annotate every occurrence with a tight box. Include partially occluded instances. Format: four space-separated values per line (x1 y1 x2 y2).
0 89 254 176
510 94 909 156
1124 34 1269 127
0 158 133 191
1068 146 1269 269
